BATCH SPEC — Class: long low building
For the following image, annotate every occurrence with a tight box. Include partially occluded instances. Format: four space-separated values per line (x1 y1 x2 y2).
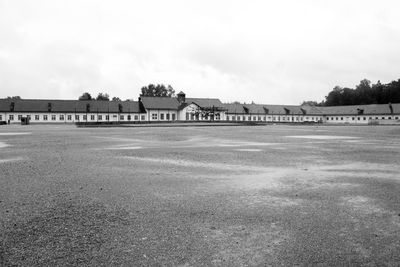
1 92 399 125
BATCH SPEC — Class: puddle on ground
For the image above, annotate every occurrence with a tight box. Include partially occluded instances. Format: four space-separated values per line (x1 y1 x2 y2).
341 196 388 215
286 135 359 140
108 146 143 150
235 149 262 152
0 141 10 148
123 156 267 172
0 132 31 136
0 157 23 164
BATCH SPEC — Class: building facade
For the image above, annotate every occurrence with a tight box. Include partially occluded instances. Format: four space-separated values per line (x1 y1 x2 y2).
1 94 399 125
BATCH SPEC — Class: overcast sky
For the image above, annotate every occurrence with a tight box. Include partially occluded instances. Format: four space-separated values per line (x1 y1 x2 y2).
1 0 400 104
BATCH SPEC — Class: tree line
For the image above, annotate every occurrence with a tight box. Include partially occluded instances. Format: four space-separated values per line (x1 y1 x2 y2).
302 79 400 106
77 84 176 101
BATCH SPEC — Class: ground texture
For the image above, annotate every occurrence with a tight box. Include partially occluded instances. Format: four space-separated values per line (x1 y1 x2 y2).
1 124 400 266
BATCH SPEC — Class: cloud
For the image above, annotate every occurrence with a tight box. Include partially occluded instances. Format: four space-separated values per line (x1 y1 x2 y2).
1 0 400 104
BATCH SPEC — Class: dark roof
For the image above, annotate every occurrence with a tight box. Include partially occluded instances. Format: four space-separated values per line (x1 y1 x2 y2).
140 97 180 110
185 98 225 109
315 103 400 115
224 103 305 114
0 99 143 113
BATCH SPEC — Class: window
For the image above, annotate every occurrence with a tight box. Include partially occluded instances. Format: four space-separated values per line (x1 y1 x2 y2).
127 115 131 121
357 117 360 120
388 117 392 120
160 113 164 120
152 114 157 120
75 115 79 120
253 116 257 121
43 115 48 121
369 117 372 120
172 114 176 121
0 115 2 121
59 115 64 121
166 113 170 120
352 117 355 120
91 115 95 120
52 115 56 121
395 117 399 120
98 115 102 121
134 115 138 120
248 116 251 121
120 115 124 120
237 116 241 121
9 115 14 121
141 115 146 121
18 115 22 120
27 115 31 120
83 115 87 120
382 117 385 120
67 115 72 120
336 117 338 120
232 116 236 121
106 115 109 121
375 117 378 119
363 117 366 120
327 117 329 121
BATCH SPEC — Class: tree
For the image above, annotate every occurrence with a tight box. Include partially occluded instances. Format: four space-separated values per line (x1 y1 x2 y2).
140 84 175 97
79 92 92 100
6 96 22 100
96 93 110 101
112 97 121 101
301 101 319 106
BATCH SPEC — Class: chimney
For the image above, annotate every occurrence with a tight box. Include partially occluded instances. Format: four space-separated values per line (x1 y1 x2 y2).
177 91 186 104
357 108 364 115
389 103 393 114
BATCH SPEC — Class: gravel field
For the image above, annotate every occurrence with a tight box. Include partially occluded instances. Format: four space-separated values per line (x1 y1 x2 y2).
1 124 400 266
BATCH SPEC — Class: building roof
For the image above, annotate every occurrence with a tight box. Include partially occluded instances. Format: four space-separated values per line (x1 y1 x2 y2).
140 97 180 110
224 103 306 115
185 98 225 109
0 99 143 113
315 103 400 115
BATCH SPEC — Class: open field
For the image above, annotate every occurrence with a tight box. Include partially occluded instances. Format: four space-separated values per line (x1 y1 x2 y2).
1 124 400 266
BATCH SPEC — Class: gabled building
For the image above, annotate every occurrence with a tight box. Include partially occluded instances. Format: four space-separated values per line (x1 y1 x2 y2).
0 99 145 124
139 96 180 122
177 92 227 121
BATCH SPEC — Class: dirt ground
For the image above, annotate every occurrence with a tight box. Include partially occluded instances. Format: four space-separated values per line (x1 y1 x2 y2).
1 124 400 266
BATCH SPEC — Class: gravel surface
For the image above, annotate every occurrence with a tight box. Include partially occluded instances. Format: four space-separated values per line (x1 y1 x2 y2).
1 124 400 266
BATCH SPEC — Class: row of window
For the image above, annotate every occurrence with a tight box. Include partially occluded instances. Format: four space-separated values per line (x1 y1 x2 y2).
185 113 221 121
151 113 176 120
226 115 318 122
4 114 146 121
326 116 400 121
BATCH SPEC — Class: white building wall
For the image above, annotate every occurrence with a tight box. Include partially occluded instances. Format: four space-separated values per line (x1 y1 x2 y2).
1 112 145 124
147 110 178 122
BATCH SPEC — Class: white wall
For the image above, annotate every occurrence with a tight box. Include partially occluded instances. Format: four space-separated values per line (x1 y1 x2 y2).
147 110 178 122
1 112 145 124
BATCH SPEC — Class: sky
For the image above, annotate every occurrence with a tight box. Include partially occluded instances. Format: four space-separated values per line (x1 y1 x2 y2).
1 0 400 104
